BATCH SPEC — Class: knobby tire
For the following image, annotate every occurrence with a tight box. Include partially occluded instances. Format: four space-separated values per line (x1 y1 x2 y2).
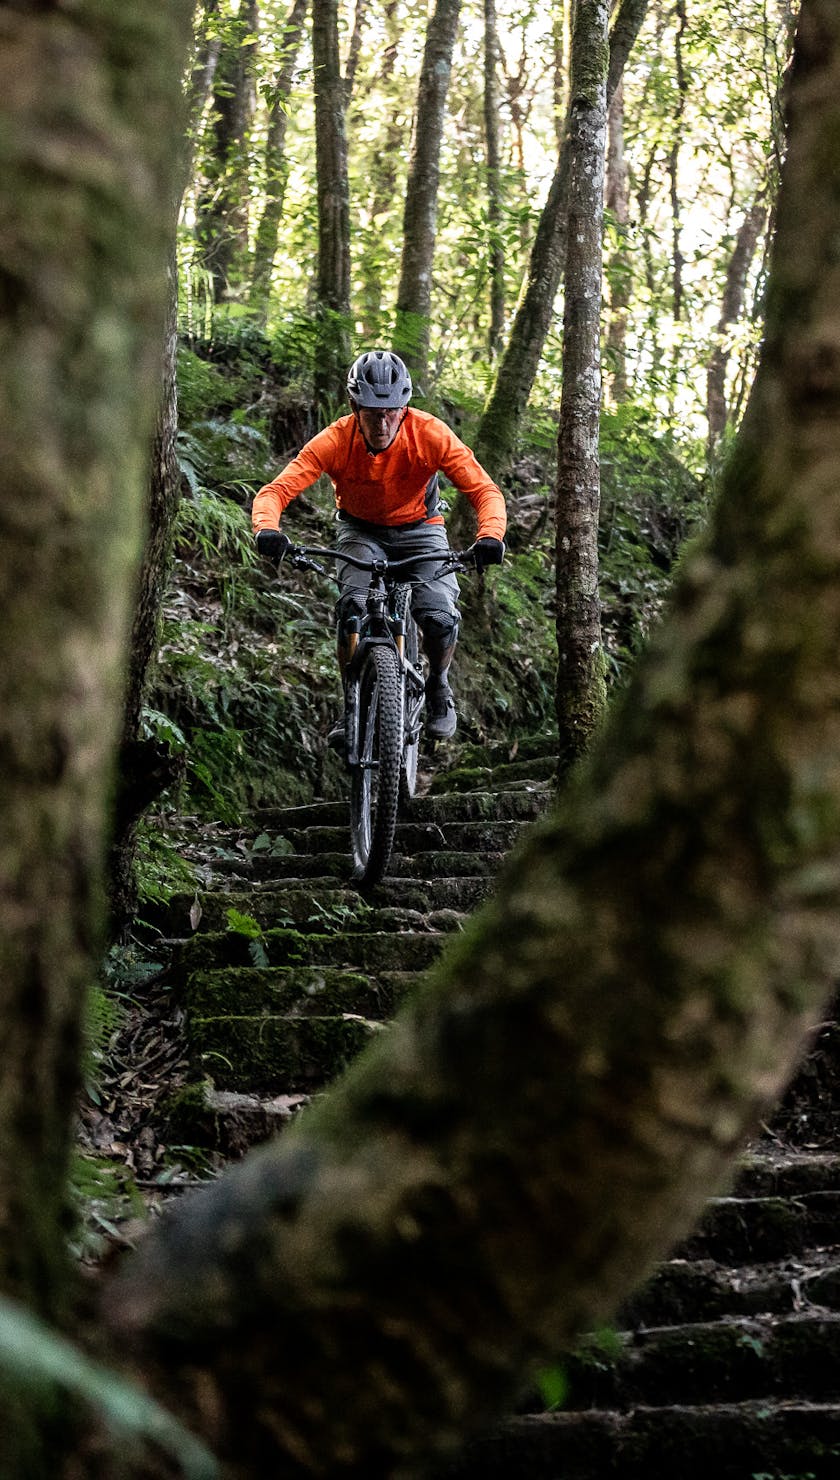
350 644 403 887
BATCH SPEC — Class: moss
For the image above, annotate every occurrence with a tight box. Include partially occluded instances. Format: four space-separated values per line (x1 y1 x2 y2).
186 966 403 1019
190 1014 381 1091
177 928 446 976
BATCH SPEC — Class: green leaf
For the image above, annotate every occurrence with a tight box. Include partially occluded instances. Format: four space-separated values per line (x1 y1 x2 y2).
0 1297 218 1478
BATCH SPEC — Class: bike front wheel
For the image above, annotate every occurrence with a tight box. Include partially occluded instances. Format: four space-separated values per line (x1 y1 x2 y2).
350 644 403 887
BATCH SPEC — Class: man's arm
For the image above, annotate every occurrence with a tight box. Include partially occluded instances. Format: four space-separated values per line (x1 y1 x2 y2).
434 423 507 541
251 426 338 534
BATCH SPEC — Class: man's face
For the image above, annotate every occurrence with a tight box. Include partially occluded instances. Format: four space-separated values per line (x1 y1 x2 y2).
357 404 404 451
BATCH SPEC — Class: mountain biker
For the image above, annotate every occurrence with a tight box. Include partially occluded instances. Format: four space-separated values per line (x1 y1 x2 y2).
252 349 506 742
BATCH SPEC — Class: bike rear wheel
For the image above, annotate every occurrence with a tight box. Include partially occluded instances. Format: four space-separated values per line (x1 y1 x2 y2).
350 644 403 887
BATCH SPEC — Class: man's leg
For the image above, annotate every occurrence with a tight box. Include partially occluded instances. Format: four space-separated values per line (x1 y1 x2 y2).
328 526 386 750
383 524 461 741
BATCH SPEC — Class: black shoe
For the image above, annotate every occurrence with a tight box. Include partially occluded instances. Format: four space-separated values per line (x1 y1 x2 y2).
327 716 346 752
425 676 457 740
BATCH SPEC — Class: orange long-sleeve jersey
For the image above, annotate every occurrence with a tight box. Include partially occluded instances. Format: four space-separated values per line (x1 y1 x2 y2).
251 409 506 541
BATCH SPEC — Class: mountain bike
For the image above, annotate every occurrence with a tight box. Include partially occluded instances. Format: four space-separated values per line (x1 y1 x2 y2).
285 543 477 888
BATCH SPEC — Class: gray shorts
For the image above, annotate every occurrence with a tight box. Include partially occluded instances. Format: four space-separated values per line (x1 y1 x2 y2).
334 517 460 645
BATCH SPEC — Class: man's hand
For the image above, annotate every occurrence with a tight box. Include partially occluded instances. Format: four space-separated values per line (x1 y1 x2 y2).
256 528 292 561
471 537 505 571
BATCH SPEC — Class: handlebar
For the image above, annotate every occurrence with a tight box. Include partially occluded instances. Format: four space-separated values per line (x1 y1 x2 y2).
284 544 480 578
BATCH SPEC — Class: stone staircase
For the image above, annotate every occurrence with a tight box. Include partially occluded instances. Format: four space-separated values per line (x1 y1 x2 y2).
157 740 840 1479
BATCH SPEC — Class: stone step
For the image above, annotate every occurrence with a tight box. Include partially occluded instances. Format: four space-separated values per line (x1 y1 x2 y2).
622 1247 840 1328
201 850 506 883
446 1400 840 1479
174 928 447 976
681 1190 840 1264
189 1012 385 1091
156 878 491 936
253 785 552 831
428 755 557 793
185 965 415 1019
263 818 528 857
559 1312 840 1412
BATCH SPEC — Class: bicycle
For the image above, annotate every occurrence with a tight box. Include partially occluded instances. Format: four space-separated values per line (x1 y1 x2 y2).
283 542 478 888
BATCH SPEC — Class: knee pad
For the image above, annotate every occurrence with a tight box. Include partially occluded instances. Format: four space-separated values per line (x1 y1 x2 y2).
418 609 460 648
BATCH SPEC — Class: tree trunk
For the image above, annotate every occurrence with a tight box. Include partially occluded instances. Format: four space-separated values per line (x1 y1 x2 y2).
552 0 570 147
249 0 309 320
667 0 688 331
358 0 404 337
706 196 769 455
554 0 609 773
343 0 369 103
605 76 632 402
93 7 840 1476
312 0 351 409
109 252 184 934
0 0 191 1464
393 0 462 391
471 0 649 484
484 0 505 359
184 0 223 176
194 0 259 302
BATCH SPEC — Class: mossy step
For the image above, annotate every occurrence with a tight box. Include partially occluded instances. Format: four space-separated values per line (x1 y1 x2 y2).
203 850 506 883
621 1247 840 1328
450 735 560 769
270 819 527 857
175 928 446 976
428 755 557 793
189 1013 384 1092
254 786 551 830
737 1149 840 1198
165 1083 311 1156
446 1400 840 1479
185 965 417 1018
680 1190 840 1264
560 1312 840 1412
159 878 490 935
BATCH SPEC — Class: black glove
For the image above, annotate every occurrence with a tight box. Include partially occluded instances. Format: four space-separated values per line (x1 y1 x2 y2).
256 528 292 562
471 537 505 571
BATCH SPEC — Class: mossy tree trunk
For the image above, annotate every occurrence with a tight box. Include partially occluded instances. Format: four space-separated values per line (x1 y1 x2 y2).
312 0 351 409
0 0 192 1466
92 6 840 1475
194 0 258 302
484 0 505 360
555 0 610 773
393 0 462 391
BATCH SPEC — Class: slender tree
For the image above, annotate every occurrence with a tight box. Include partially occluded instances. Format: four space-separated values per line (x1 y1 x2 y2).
470 0 650 485
706 194 769 454
484 0 506 359
605 76 632 402
249 0 310 320
394 0 462 389
312 0 351 407
555 0 610 771
194 0 259 301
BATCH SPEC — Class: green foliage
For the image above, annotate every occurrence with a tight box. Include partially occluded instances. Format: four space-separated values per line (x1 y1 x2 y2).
535 1363 568 1411
134 818 199 907
0 1296 218 1479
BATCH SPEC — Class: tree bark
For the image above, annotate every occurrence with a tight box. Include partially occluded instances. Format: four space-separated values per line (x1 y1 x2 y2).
393 0 462 390
470 0 649 489
249 0 309 320
554 0 609 772
358 0 404 337
605 76 632 402
194 0 259 302
0 0 192 1462
484 0 505 359
90 6 840 1476
312 0 351 409
706 195 769 455
343 0 369 104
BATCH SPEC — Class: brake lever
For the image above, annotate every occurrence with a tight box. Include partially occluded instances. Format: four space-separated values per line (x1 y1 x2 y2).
290 550 326 575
